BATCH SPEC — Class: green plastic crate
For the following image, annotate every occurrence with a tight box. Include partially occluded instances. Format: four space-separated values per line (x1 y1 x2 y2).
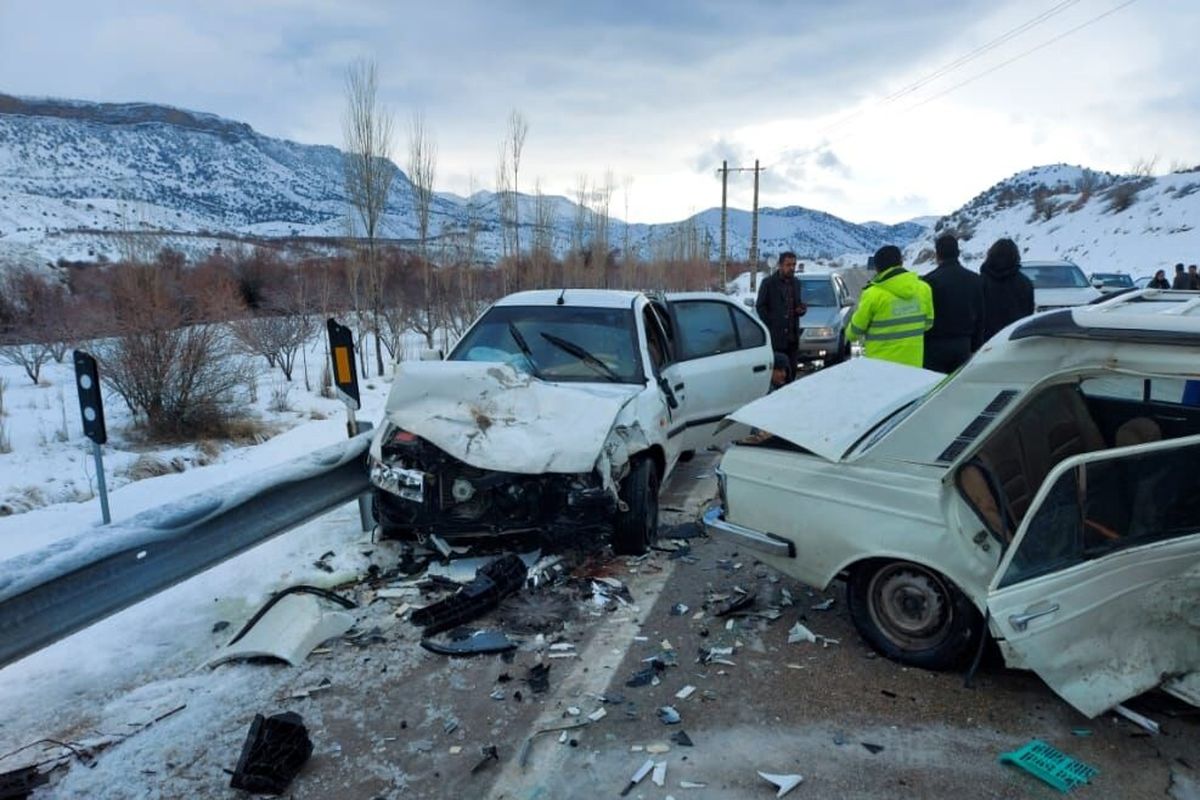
999 739 1098 793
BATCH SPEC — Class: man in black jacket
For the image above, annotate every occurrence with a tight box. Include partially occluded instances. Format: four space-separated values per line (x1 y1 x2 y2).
1171 263 1189 289
922 234 983 374
979 237 1035 341
755 252 807 382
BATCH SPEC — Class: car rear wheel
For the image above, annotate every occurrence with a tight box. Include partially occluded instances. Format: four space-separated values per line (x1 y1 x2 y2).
847 560 982 671
612 457 660 555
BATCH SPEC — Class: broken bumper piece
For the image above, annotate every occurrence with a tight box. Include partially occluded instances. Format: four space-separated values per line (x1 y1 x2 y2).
701 506 795 558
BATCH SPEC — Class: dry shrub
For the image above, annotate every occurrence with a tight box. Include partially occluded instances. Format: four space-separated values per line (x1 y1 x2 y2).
1105 178 1154 213
197 439 223 462
123 455 185 481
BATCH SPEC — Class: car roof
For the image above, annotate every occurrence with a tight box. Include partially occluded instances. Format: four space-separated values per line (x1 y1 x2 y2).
1011 289 1200 342
493 289 642 308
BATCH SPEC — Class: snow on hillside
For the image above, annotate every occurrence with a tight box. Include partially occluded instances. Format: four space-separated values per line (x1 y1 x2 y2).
0 94 927 269
905 164 1200 278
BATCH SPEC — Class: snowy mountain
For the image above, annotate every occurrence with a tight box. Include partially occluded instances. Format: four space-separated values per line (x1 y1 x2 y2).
0 94 926 268
905 163 1200 277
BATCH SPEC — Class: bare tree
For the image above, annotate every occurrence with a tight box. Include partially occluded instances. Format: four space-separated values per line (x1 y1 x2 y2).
591 171 614 287
622 174 635 286
342 58 396 376
495 144 514 287
532 178 555 287
506 110 529 263
407 111 439 349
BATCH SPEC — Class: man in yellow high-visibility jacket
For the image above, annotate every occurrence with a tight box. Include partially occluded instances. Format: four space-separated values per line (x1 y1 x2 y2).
849 245 934 368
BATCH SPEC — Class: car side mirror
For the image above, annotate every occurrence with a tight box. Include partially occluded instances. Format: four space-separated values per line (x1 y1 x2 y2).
419 348 444 361
657 376 679 410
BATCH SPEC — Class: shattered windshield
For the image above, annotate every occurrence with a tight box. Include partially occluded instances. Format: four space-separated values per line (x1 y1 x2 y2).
450 305 643 383
800 278 837 307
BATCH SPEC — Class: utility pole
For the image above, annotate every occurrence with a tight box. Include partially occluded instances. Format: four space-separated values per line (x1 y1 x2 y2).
719 160 728 288
750 159 761 292
716 161 767 291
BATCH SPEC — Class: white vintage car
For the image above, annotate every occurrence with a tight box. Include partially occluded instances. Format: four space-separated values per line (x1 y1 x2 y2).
370 289 772 554
705 289 1200 717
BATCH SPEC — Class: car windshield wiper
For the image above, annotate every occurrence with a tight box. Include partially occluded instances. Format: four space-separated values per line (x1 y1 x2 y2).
539 332 621 382
507 322 541 377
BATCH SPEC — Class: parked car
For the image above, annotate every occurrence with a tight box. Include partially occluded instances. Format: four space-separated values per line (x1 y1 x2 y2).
369 289 773 555
704 290 1200 717
1133 275 1154 290
796 271 855 366
1089 271 1135 295
1020 260 1103 310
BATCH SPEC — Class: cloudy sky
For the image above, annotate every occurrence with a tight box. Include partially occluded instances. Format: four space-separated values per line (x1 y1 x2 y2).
1 0 1196 224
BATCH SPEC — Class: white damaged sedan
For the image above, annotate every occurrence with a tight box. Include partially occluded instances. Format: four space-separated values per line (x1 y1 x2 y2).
370 289 773 554
705 290 1200 717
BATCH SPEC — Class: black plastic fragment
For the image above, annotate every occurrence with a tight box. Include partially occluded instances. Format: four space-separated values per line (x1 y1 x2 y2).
862 742 885 754
525 663 551 694
713 592 756 617
411 555 527 635
420 628 517 657
471 744 500 774
229 712 313 795
670 730 694 747
0 765 47 800
625 659 667 688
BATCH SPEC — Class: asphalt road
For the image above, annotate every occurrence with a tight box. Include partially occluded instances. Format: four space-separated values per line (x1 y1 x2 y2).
19 452 1199 799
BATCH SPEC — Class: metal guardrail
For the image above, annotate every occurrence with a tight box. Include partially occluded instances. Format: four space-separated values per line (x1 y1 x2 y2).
0 430 374 670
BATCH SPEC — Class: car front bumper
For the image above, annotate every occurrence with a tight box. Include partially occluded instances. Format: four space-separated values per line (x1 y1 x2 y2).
702 505 795 558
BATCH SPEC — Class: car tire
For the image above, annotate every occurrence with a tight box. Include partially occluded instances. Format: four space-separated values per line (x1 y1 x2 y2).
847 559 983 671
612 457 660 556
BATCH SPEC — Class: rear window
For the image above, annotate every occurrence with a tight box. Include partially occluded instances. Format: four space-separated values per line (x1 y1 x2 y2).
1021 264 1089 289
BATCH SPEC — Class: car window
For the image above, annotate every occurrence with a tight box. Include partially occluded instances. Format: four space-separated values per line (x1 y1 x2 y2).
1020 264 1090 289
731 306 766 349
643 306 669 373
799 278 837 307
450 305 643 383
1080 375 1191 405
998 441 1200 588
673 300 739 360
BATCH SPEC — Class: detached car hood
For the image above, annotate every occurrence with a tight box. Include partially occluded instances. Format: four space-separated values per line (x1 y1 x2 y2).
724 358 945 461
380 361 640 474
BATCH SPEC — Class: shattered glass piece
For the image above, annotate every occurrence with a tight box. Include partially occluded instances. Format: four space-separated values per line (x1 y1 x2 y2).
657 706 681 725
229 712 313 795
811 598 835 611
787 622 818 644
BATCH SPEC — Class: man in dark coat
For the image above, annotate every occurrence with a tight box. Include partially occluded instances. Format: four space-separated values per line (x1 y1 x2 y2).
1189 264 1200 289
755 251 807 382
1171 263 1189 289
921 234 983 373
979 237 1035 341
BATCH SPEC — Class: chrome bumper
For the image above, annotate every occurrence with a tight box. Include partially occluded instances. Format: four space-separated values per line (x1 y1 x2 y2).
702 506 794 558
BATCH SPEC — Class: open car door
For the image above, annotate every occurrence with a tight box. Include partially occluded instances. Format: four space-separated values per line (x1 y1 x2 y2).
986 435 1200 718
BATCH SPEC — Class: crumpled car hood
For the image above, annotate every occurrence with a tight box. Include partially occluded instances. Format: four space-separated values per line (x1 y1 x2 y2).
378 360 641 475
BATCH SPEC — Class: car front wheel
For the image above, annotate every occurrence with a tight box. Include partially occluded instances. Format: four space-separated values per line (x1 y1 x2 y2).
612 457 660 555
847 559 982 671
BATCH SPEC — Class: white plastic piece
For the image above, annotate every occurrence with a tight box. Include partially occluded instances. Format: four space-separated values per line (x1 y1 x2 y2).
208 592 354 668
758 771 804 797
652 761 667 787
587 708 608 722
1114 703 1160 734
675 685 696 700
788 622 817 644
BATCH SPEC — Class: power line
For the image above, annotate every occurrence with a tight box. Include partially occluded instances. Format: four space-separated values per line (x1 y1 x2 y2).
901 0 1138 114
820 0 1082 137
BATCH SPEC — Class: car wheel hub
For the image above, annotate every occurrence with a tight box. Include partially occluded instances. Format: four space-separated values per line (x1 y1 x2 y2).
870 565 949 647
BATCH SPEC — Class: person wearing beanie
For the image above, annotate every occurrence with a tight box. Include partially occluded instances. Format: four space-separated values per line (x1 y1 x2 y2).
979 238 1034 340
848 245 934 367
921 233 983 374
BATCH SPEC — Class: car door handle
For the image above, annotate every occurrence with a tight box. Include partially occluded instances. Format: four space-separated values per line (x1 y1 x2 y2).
752 364 767 373
1008 603 1059 632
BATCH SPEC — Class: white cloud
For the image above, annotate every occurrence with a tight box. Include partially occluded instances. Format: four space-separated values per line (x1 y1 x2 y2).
1 0 1196 224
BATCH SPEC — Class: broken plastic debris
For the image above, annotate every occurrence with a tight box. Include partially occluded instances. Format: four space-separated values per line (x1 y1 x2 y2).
587 708 608 722
490 690 506 701
671 603 689 616
646 742 671 754
680 780 707 789
209 589 356 668
652 761 667 787
525 663 551 694
471 744 499 774
566 706 581 717
420 628 517 657
657 706 681 725
626 659 667 687
549 642 575 651
620 759 656 797
714 591 756 617
670 730 694 747
675 685 696 700
758 771 804 798
526 554 566 588
411 554 526 635
449 745 463 754
811 598 836 611
0 765 48 798
229 712 313 795
862 742 884 754
998 739 1097 793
